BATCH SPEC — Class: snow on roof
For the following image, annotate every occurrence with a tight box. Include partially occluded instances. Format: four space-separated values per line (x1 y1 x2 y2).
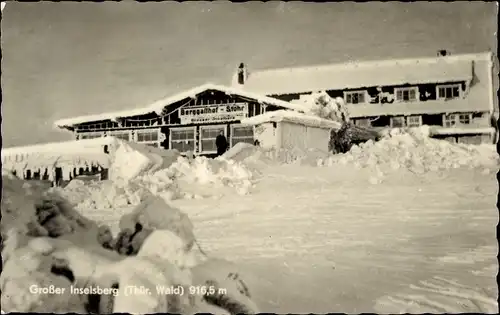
1 137 118 157
54 108 158 129
348 99 491 118
429 126 496 136
237 52 492 96
53 83 307 128
240 110 342 130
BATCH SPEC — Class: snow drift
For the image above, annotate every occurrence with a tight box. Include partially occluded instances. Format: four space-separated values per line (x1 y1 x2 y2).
54 153 255 213
109 140 180 182
224 142 331 168
319 127 499 177
1 174 260 314
224 128 499 180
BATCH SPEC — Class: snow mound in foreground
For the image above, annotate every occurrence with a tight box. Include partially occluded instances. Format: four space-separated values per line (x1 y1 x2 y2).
119 196 195 251
1 175 260 314
320 127 499 174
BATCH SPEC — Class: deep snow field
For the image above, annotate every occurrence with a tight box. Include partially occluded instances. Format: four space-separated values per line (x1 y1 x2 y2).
2 128 499 313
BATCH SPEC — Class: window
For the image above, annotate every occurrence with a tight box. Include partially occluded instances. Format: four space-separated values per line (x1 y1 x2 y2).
354 118 372 127
79 132 103 140
200 125 226 153
437 84 461 100
230 125 254 147
458 113 471 125
137 130 159 142
108 131 131 141
444 114 457 127
344 91 366 104
443 113 472 127
391 116 406 128
170 127 196 153
395 87 418 102
136 129 161 147
407 115 422 127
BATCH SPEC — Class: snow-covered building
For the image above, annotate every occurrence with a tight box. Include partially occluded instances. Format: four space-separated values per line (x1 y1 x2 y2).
232 51 498 144
54 84 307 157
240 110 342 152
1 137 115 182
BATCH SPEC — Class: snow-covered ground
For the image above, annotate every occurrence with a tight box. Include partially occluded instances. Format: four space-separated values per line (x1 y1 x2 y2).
173 165 498 313
68 129 499 313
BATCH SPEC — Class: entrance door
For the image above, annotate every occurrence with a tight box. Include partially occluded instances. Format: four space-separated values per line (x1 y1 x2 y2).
199 125 227 154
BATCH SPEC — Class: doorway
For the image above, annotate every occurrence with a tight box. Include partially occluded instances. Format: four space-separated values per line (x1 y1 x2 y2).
199 124 227 155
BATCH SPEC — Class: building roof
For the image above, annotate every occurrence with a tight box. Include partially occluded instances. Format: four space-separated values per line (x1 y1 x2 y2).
429 126 496 136
235 52 492 95
54 83 307 129
1 137 118 157
240 110 342 130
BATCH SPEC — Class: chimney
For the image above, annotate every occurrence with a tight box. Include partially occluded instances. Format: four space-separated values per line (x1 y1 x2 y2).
437 49 449 57
237 62 247 85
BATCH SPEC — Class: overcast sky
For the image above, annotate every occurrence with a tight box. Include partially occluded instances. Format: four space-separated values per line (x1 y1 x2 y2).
1 1 497 147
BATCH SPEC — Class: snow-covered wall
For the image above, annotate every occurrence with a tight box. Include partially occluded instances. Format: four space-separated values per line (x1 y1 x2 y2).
254 123 279 149
305 124 331 152
280 122 306 150
251 120 331 152
280 122 330 152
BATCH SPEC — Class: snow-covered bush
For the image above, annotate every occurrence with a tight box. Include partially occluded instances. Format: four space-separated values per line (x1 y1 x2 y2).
292 91 349 124
292 92 379 154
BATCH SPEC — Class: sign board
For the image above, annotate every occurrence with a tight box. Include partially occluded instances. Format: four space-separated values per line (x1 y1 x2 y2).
179 103 248 124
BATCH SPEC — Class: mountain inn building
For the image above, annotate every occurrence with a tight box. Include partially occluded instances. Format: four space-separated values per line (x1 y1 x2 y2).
53 50 498 159
54 84 306 157
232 50 498 145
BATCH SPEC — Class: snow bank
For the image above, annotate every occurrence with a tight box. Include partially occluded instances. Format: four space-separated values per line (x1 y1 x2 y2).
52 179 169 212
224 142 331 168
167 156 254 195
319 127 500 178
225 128 499 184
109 140 180 182
55 153 255 212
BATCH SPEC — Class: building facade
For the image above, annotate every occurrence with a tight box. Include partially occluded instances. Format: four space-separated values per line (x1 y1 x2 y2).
232 51 498 144
54 84 306 157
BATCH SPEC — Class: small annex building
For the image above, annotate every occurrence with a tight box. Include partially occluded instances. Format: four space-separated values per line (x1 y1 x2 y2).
240 110 342 152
